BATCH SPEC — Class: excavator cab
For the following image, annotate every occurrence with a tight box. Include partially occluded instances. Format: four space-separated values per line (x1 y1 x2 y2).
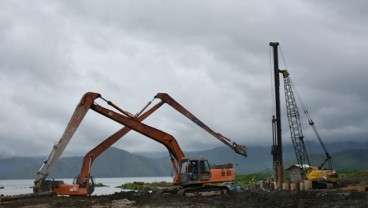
72 175 95 195
180 158 211 186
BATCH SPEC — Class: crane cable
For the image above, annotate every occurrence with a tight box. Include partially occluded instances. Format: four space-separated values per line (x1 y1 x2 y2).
289 77 316 166
279 45 312 124
289 77 331 168
279 46 315 166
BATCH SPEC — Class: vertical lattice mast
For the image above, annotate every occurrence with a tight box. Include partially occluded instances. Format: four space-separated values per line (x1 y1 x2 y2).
281 70 311 170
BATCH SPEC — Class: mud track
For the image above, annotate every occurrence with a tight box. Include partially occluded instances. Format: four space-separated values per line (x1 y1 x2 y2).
1 190 367 208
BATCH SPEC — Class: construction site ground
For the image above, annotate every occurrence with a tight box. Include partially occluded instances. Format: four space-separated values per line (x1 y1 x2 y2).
0 188 367 208
1 174 367 208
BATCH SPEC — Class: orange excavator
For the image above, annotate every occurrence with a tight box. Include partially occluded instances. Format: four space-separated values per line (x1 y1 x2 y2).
33 92 246 195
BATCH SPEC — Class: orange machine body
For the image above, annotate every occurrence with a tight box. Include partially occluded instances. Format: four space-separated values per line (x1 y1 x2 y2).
34 92 246 196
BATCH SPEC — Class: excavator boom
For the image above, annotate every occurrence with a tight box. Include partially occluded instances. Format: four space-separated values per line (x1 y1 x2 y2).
90 102 185 164
34 92 246 195
76 93 247 191
154 93 247 157
34 92 187 194
77 100 165 186
34 93 100 192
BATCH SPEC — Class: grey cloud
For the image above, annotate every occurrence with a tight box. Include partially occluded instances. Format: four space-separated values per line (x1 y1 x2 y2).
0 0 367 158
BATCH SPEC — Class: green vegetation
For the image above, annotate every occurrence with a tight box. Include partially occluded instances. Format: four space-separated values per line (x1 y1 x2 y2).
339 169 368 177
115 170 368 191
117 173 275 191
116 181 173 191
234 170 368 186
338 169 368 185
234 172 273 186
94 182 108 187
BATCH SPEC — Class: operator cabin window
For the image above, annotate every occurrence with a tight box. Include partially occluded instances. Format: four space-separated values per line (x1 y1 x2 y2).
181 161 190 173
199 160 210 173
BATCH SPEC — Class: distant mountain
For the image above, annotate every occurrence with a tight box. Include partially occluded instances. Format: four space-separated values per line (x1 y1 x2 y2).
156 141 368 174
0 147 171 179
0 157 42 178
90 147 170 177
0 141 367 179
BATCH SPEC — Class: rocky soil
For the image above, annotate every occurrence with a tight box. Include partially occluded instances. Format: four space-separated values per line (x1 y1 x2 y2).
1 189 367 208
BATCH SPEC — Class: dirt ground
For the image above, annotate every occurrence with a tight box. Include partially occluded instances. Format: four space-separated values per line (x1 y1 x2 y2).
1 189 367 208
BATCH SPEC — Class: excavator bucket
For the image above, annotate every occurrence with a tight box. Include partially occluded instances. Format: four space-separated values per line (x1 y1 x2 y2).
233 143 247 157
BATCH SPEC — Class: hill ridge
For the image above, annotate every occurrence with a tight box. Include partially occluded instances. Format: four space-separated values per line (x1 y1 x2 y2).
0 141 367 179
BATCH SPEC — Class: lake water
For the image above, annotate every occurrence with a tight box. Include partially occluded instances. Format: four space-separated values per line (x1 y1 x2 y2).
0 176 173 196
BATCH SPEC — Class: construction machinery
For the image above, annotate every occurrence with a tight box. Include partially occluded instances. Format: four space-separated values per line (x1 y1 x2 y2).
270 42 338 188
34 92 246 195
270 42 285 188
281 69 338 186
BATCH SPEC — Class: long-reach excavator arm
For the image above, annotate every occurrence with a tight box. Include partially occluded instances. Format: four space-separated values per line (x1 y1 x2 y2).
34 93 100 191
77 100 165 188
34 92 246 195
74 93 246 194
90 100 186 182
34 92 187 195
154 93 247 157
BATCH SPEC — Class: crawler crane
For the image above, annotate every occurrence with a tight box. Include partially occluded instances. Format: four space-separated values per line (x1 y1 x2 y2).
281 70 338 187
270 42 338 188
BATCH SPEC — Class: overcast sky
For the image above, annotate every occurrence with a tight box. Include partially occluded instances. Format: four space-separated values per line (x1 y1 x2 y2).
1 0 367 159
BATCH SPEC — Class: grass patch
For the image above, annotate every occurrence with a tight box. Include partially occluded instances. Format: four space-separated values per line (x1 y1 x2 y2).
116 181 173 191
94 182 108 187
115 170 368 190
116 174 275 191
338 169 368 185
234 173 273 186
339 170 368 177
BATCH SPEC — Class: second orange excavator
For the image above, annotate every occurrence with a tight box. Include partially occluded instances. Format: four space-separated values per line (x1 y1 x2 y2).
34 92 246 195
